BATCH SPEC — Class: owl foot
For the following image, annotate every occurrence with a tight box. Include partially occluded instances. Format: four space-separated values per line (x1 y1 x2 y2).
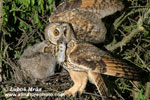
64 90 77 97
64 87 85 97
64 85 80 97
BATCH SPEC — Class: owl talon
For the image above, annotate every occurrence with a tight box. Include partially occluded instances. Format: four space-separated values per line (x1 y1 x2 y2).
64 90 76 97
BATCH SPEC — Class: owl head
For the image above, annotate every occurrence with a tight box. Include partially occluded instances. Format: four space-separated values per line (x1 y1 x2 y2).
44 22 75 45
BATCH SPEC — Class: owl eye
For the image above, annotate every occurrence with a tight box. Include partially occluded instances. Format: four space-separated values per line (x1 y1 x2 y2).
53 29 59 36
64 29 67 37
44 47 50 53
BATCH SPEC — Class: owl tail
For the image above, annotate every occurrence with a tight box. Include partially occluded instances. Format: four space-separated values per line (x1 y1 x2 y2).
88 72 108 100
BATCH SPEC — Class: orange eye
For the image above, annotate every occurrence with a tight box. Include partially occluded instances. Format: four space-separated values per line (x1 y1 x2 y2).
53 29 59 36
44 47 50 53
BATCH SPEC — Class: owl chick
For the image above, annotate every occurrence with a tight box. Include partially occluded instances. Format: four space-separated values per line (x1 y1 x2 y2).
48 0 124 44
44 22 141 100
18 41 56 83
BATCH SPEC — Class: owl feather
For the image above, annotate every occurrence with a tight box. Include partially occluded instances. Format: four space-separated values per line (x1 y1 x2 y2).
49 0 124 44
67 42 142 80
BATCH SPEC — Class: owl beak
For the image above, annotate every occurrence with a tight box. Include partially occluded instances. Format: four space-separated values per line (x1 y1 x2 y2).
57 36 65 45
57 24 68 45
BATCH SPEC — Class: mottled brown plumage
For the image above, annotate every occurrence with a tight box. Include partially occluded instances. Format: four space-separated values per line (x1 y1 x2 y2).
48 0 124 43
44 22 141 99
66 40 140 80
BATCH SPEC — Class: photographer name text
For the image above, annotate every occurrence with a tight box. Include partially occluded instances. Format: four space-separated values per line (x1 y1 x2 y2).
10 87 42 92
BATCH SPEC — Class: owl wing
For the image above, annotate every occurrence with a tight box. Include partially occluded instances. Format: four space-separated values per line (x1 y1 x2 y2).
69 43 141 80
50 7 106 43
49 0 124 43
50 10 106 43
51 0 124 19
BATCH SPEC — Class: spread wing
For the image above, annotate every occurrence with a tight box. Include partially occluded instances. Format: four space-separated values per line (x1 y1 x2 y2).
51 0 124 19
49 0 124 43
69 43 141 80
50 7 106 43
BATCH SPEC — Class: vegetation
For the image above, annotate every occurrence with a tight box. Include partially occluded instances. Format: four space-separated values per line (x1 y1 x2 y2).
1 0 53 81
0 0 150 100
